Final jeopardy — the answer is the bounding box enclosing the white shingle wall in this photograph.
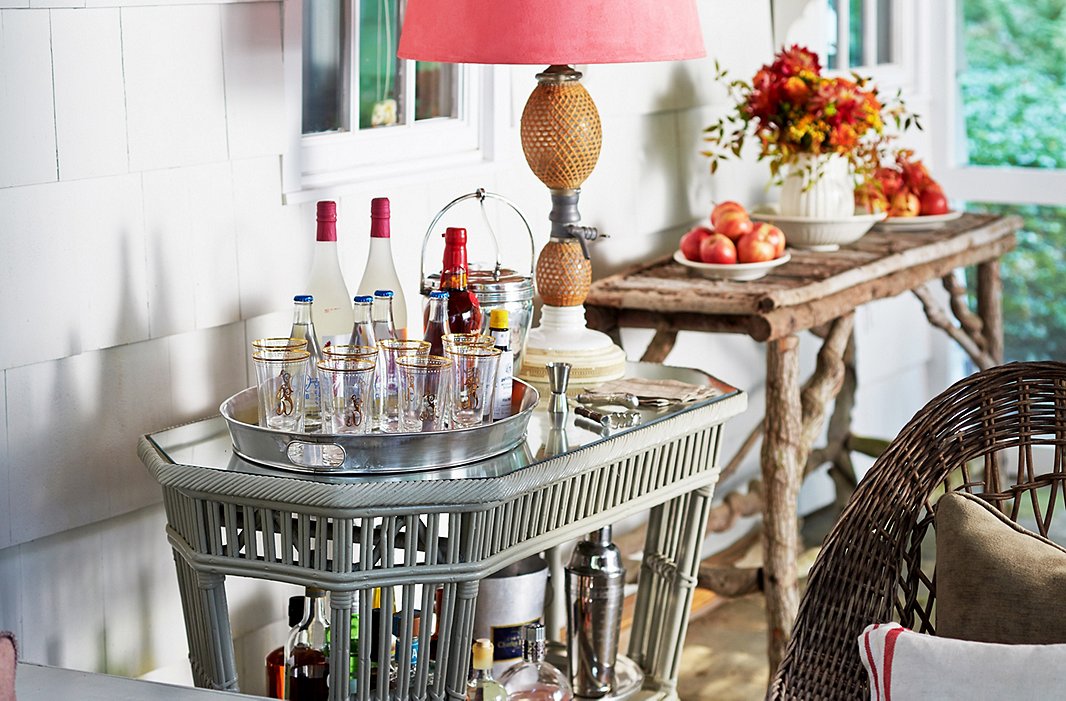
[0,0,945,692]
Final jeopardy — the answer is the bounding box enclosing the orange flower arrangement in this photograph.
[703,45,916,185]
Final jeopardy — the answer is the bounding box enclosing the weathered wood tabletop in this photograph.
[586,212,1018,344]
[585,212,1021,674]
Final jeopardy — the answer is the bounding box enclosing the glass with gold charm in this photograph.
[397,355,451,432]
[317,357,376,434]
[446,345,501,429]
[253,348,311,432]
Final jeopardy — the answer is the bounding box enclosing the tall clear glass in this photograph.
[398,355,451,432]
[447,346,501,429]
[378,339,430,432]
[318,358,376,434]
[252,348,310,432]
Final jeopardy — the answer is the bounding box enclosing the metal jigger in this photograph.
[546,361,572,416]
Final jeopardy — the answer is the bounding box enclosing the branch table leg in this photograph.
[977,260,1004,364]
[761,334,803,675]
[640,329,678,363]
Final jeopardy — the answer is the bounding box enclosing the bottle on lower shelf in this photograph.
[266,595,306,699]
[468,638,508,701]
[498,623,572,701]
[285,587,330,700]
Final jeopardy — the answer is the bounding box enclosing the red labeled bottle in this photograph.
[439,227,482,334]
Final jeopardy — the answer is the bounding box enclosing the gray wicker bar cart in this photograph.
[138,363,746,701]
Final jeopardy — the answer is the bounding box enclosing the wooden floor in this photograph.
[677,592,769,701]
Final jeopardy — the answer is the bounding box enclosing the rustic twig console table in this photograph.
[584,213,1021,671]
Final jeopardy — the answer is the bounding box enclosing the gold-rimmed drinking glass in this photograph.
[317,358,376,434]
[446,345,501,429]
[441,332,494,356]
[397,355,451,432]
[378,339,431,432]
[252,348,310,431]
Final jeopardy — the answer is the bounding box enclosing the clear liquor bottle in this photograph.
[498,623,572,701]
[349,296,377,348]
[285,587,330,701]
[289,295,323,432]
[372,290,398,342]
[306,201,354,346]
[356,198,408,339]
[468,639,507,701]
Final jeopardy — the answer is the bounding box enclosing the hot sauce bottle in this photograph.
[439,227,482,334]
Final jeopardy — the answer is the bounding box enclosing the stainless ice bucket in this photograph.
[420,189,536,368]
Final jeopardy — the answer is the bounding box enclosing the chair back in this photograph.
[769,361,1066,700]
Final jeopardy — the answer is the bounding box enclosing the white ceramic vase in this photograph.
[779,153,854,219]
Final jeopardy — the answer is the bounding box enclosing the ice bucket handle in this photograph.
[419,188,536,287]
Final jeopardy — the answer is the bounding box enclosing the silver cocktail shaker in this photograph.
[565,525,625,697]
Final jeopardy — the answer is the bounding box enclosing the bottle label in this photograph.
[491,350,514,420]
[490,616,539,663]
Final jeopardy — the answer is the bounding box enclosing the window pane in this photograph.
[415,62,457,121]
[965,203,1066,362]
[959,1,1066,169]
[826,0,893,69]
[303,0,348,134]
[359,0,402,129]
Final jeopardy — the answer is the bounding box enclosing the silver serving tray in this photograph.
[220,380,539,475]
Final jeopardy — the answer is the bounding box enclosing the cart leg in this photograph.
[329,591,353,701]
[638,483,715,693]
[445,580,480,701]
[761,334,802,676]
[543,546,567,642]
[174,556,237,691]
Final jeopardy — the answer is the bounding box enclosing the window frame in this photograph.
[923,0,1066,207]
[773,0,920,95]
[281,0,502,199]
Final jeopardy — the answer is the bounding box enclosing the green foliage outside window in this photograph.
[960,0,1066,361]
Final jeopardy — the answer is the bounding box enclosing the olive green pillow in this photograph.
[935,491,1066,644]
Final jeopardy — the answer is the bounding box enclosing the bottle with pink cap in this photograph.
[355,197,408,339]
[305,201,354,346]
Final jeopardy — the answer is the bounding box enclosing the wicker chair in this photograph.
[768,360,1066,700]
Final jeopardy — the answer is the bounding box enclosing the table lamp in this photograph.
[398,0,706,387]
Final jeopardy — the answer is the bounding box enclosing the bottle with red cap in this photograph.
[439,227,482,335]
[306,201,354,346]
[356,198,408,339]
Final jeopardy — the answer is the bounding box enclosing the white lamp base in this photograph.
[518,305,627,388]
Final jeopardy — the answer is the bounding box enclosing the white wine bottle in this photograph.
[306,201,354,346]
[356,198,408,339]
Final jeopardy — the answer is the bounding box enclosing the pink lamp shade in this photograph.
[397,0,706,66]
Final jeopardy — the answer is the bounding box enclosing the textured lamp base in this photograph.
[518,305,627,388]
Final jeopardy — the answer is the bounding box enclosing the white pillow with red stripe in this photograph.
[859,622,1066,700]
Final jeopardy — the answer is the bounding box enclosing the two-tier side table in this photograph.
[139,363,747,701]
[584,213,1021,671]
